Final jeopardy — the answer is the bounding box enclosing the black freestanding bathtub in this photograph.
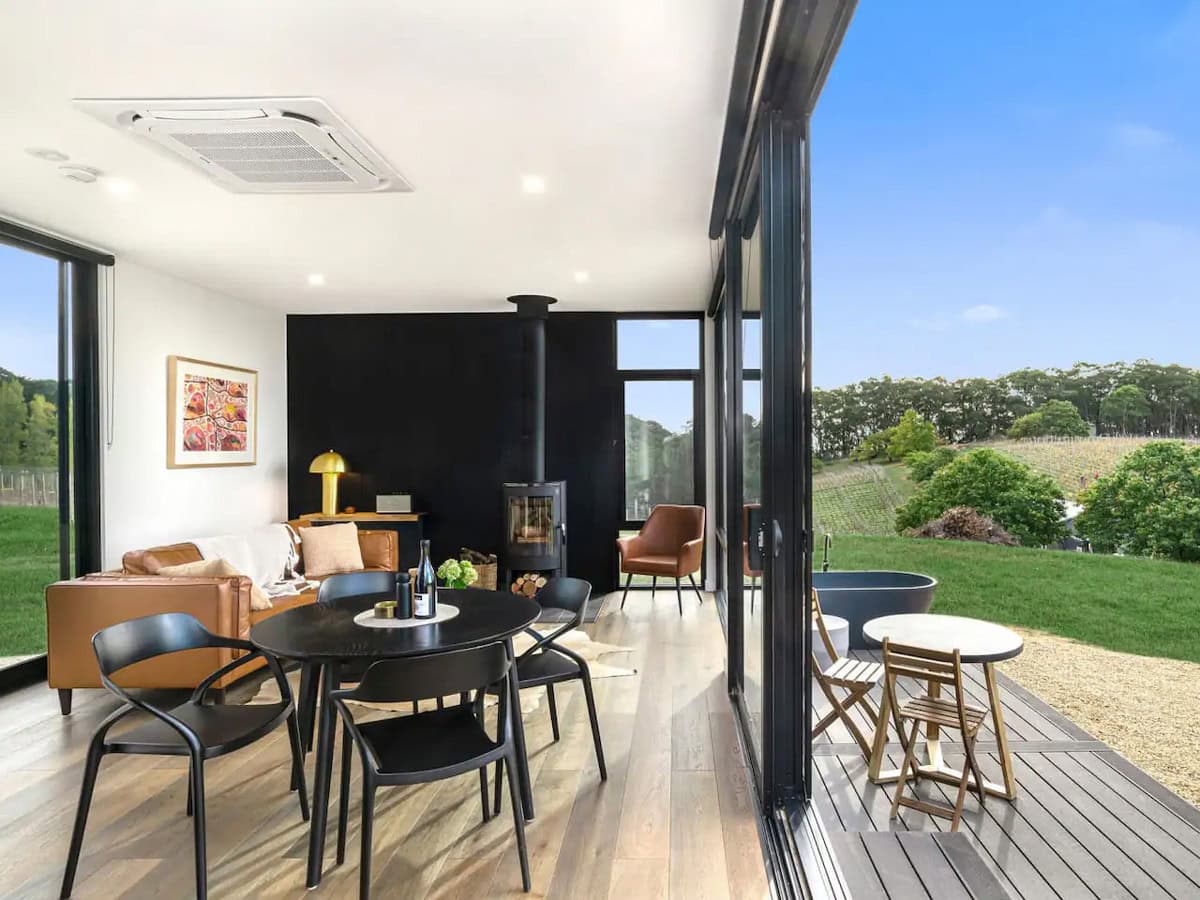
[812,570,938,650]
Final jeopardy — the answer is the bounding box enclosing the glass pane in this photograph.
[741,214,765,763]
[0,243,61,671]
[509,496,554,550]
[624,380,695,520]
[617,319,700,370]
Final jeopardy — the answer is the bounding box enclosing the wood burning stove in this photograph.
[500,295,567,584]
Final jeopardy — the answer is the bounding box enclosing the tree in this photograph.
[850,427,894,462]
[1038,399,1091,437]
[895,449,1066,546]
[1075,441,1200,561]
[1100,384,1151,434]
[0,378,26,466]
[905,446,957,483]
[1007,411,1045,440]
[1008,399,1090,439]
[886,409,937,460]
[22,394,57,467]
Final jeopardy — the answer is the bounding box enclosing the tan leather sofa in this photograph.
[46,523,398,714]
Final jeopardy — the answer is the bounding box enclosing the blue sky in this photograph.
[812,0,1200,388]
[0,243,58,379]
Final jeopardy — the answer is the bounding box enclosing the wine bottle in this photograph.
[413,539,437,619]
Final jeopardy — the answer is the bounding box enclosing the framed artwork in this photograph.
[166,355,258,468]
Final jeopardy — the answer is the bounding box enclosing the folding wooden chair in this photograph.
[882,638,988,831]
[811,588,883,759]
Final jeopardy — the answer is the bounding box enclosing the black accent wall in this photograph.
[286,312,622,593]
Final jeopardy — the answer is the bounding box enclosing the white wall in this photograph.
[100,260,287,566]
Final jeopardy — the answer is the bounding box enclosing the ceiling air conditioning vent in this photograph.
[73,97,412,194]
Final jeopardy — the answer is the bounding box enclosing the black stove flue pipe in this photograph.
[507,294,557,483]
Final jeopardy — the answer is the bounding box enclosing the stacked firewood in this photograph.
[510,573,548,597]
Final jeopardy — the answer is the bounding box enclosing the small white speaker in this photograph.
[376,493,412,514]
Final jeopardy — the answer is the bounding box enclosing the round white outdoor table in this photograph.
[861,613,1024,800]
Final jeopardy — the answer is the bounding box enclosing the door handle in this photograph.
[772,520,783,558]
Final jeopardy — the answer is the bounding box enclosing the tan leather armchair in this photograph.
[46,527,397,714]
[616,504,705,615]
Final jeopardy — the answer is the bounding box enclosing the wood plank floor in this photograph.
[813,650,1200,900]
[0,592,769,900]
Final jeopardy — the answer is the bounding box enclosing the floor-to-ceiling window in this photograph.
[618,315,706,585]
[0,224,103,686]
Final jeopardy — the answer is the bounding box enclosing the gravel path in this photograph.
[1005,628,1200,808]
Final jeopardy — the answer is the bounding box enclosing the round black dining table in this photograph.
[251,588,541,889]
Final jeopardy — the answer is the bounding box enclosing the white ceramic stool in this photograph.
[813,613,850,669]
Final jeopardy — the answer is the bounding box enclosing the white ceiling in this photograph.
[0,2,738,312]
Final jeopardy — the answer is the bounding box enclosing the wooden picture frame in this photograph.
[166,355,258,468]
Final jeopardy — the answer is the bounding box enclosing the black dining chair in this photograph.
[331,644,530,898]
[60,612,308,900]
[490,576,607,814]
[299,570,399,751]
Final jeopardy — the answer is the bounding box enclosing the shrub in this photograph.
[887,409,938,460]
[905,446,958,483]
[1075,441,1200,561]
[895,449,1066,546]
[907,506,1019,546]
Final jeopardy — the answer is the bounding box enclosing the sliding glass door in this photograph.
[721,111,813,805]
[0,243,65,673]
[0,228,103,685]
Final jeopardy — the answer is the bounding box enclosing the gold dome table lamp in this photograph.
[309,450,348,515]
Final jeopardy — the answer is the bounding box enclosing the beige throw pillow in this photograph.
[158,557,273,611]
[299,523,364,578]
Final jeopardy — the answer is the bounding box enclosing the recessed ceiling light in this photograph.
[27,147,69,162]
[573,271,590,283]
[104,178,133,195]
[307,273,326,287]
[520,174,547,194]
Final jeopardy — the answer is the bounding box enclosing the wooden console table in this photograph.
[298,512,427,570]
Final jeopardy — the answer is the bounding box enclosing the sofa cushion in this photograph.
[299,523,364,577]
[158,558,272,611]
[123,542,203,575]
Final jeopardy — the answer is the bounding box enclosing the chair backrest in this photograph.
[343,643,510,704]
[92,612,215,677]
[536,577,591,619]
[316,570,397,608]
[881,638,971,729]
[810,589,841,666]
[639,504,705,554]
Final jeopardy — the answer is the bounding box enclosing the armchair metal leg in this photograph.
[479,766,491,824]
[58,688,73,716]
[651,576,657,598]
[285,711,310,820]
[688,573,704,604]
[189,754,208,900]
[620,572,633,610]
[546,684,560,741]
[675,578,683,616]
[337,722,351,864]
[359,783,376,900]
[60,735,104,899]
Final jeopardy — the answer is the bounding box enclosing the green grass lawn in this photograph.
[0,506,58,658]
[831,534,1200,664]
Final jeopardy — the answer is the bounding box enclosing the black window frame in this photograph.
[616,312,707,534]
[0,219,107,693]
